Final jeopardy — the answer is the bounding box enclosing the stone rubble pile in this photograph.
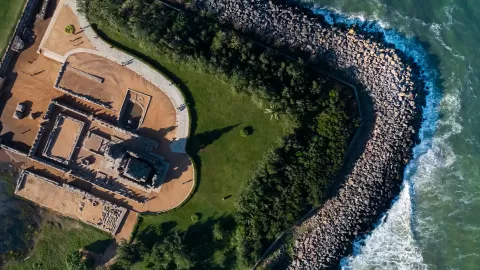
[64,183,127,234]
[192,0,423,268]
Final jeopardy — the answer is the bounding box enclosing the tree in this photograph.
[212,222,224,241]
[116,239,145,264]
[145,233,194,269]
[212,250,226,268]
[64,25,75,35]
[190,213,200,223]
[66,250,90,270]
[265,104,281,120]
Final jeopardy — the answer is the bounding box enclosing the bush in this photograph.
[213,222,224,241]
[190,213,200,223]
[240,126,253,137]
[65,250,90,270]
[64,25,75,35]
[145,232,194,269]
[213,250,227,268]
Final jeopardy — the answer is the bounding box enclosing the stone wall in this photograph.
[36,0,51,20]
[52,100,159,150]
[41,113,85,165]
[191,0,423,268]
[15,170,61,195]
[0,0,40,76]
[65,65,104,83]
[1,144,28,159]
[54,63,114,110]
[116,175,151,192]
[30,155,69,173]
[70,170,145,205]
[52,100,90,118]
[28,121,49,157]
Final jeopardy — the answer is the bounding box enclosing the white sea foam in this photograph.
[306,3,467,269]
[341,186,426,270]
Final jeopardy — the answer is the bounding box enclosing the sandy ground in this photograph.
[43,4,94,56]
[115,210,138,241]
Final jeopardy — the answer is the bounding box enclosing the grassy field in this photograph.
[5,216,112,270]
[94,26,289,231]
[0,0,26,56]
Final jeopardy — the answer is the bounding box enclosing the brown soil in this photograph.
[43,4,94,56]
[114,210,137,242]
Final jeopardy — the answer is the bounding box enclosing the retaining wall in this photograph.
[0,0,40,77]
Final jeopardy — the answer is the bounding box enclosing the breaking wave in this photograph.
[304,3,464,269]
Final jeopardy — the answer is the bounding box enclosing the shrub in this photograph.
[190,213,200,223]
[145,232,194,269]
[240,126,253,137]
[65,250,90,270]
[213,250,226,268]
[64,25,75,35]
[213,222,224,241]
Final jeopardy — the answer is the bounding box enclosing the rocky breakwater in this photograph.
[193,0,423,268]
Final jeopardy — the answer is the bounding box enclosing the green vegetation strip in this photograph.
[0,0,26,57]
[5,218,112,270]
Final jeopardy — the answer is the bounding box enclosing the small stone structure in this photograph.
[42,113,85,165]
[11,36,25,53]
[118,89,151,130]
[37,0,51,20]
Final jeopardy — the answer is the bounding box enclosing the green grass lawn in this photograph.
[94,26,289,231]
[5,216,112,270]
[0,0,26,56]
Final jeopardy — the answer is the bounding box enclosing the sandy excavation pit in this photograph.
[15,170,127,234]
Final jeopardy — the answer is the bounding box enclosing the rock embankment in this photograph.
[193,0,423,268]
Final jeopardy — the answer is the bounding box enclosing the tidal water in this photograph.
[299,0,480,269]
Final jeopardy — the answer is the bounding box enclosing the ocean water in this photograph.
[299,0,480,269]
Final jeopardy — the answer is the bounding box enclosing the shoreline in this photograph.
[191,0,425,268]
